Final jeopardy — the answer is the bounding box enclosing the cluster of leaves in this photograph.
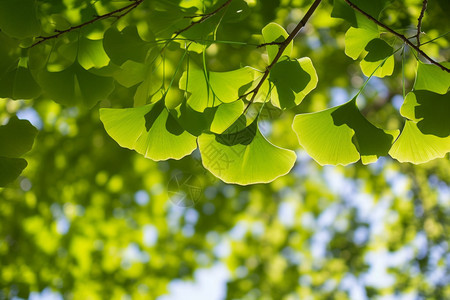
[0,0,449,187]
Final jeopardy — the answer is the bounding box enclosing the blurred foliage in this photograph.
[1,0,449,299]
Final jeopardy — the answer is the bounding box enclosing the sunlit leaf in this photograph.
[414,61,450,94]
[262,23,293,64]
[344,23,379,60]
[210,101,245,134]
[360,38,394,77]
[100,101,197,161]
[179,66,254,112]
[389,121,450,163]
[198,120,296,185]
[267,57,318,109]
[293,99,398,165]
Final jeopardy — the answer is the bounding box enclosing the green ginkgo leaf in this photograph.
[210,101,245,134]
[344,24,379,60]
[0,58,41,100]
[360,38,394,77]
[332,0,388,27]
[198,120,296,185]
[100,101,197,161]
[37,62,115,108]
[389,121,450,164]
[0,0,40,39]
[0,117,38,187]
[400,91,450,137]
[78,37,110,70]
[262,23,293,64]
[293,98,398,165]
[179,66,254,112]
[414,61,450,94]
[265,57,318,109]
[103,26,152,65]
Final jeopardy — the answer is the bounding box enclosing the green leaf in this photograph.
[389,121,450,164]
[100,101,197,161]
[198,120,296,185]
[0,0,40,39]
[210,101,245,134]
[0,32,21,78]
[344,23,379,60]
[262,23,293,64]
[0,117,38,187]
[400,91,450,137]
[179,66,254,112]
[332,0,388,27]
[78,37,110,70]
[360,38,394,77]
[292,99,398,165]
[267,57,318,109]
[103,26,152,65]
[37,62,115,108]
[414,61,450,94]
[0,58,41,100]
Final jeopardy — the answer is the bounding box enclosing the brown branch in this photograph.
[344,0,449,73]
[241,0,322,110]
[31,0,144,47]
[416,0,428,47]
[173,0,233,39]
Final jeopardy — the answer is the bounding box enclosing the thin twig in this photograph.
[30,0,143,47]
[241,0,322,110]
[344,0,449,73]
[173,0,233,39]
[416,0,428,47]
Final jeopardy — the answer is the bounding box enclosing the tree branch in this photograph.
[173,0,233,39]
[416,0,428,47]
[241,0,322,110]
[31,0,144,48]
[344,0,449,73]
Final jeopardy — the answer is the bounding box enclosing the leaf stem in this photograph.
[343,0,449,73]
[30,0,143,48]
[416,0,428,47]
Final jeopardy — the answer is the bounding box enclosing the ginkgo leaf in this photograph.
[0,32,21,79]
[113,60,146,88]
[344,21,379,60]
[400,91,450,137]
[360,38,394,77]
[0,117,38,187]
[389,121,450,164]
[262,23,293,64]
[78,37,110,70]
[103,26,152,65]
[332,0,388,27]
[210,101,245,134]
[37,62,115,108]
[179,66,254,112]
[414,61,450,94]
[198,120,296,185]
[0,0,40,39]
[266,57,318,109]
[0,58,41,100]
[100,101,197,161]
[293,98,398,165]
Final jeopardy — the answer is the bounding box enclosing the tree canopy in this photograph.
[0,0,449,299]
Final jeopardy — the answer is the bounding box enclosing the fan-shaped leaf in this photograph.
[0,0,40,39]
[179,66,254,112]
[262,23,293,64]
[293,99,398,165]
[100,101,197,161]
[0,58,41,99]
[414,61,450,94]
[0,117,38,187]
[360,38,394,77]
[37,62,114,108]
[198,120,296,185]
